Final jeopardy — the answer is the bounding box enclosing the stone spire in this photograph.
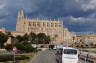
[17,10,24,20]
[16,10,25,32]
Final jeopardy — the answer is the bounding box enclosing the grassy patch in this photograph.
[19,60,29,63]
[0,52,35,63]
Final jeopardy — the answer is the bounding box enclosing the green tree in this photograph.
[16,34,29,43]
[4,44,13,51]
[14,42,25,51]
[16,35,23,42]
[0,32,8,48]
[6,32,11,36]
[29,32,37,44]
[37,33,46,44]
[37,33,51,44]
[45,36,51,44]
[22,33,29,42]
[14,42,35,52]
[24,43,34,52]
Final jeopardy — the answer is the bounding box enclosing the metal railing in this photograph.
[80,51,96,63]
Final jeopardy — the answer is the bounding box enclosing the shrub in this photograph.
[14,42,36,53]
[24,44,34,52]
[14,43,25,51]
[49,45,54,49]
[4,44,13,51]
[40,45,44,48]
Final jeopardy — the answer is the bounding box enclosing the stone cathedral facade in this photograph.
[13,11,74,45]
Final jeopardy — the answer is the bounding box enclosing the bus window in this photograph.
[64,49,77,54]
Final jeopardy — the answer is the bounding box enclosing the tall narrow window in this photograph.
[55,23,58,27]
[47,22,50,27]
[37,22,40,27]
[51,23,54,27]
[24,22,25,24]
[33,22,36,26]
[43,22,46,27]
[29,22,31,26]
[59,24,61,27]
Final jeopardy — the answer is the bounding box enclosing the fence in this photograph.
[80,51,96,63]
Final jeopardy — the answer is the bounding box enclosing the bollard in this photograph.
[85,57,87,62]
[85,53,89,63]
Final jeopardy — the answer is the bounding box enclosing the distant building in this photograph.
[0,28,6,33]
[11,31,25,37]
[0,28,13,45]
[12,10,75,45]
[4,37,12,45]
[76,34,96,44]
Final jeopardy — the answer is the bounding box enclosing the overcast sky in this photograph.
[0,0,96,32]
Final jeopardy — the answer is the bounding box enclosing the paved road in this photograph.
[29,50,90,63]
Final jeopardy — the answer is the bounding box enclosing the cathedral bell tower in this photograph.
[16,10,25,32]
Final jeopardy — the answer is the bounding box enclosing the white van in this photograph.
[56,47,78,63]
[62,47,78,63]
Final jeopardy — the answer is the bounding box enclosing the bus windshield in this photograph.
[64,49,77,54]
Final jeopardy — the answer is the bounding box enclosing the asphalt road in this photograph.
[29,50,90,63]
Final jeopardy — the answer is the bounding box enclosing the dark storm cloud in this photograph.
[63,16,96,32]
[0,0,96,32]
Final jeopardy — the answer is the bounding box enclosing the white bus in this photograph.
[62,47,79,63]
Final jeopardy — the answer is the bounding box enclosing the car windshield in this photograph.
[64,49,77,54]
